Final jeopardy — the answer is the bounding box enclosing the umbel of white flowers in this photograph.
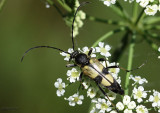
[101,0,160,16]
[54,42,160,113]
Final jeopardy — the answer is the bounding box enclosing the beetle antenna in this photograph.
[21,46,70,62]
[71,1,90,50]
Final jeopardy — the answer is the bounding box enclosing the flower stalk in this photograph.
[92,27,126,47]
[125,32,136,95]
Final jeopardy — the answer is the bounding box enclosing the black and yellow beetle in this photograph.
[21,2,126,112]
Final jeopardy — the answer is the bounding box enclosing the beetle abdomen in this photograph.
[82,58,124,95]
[106,79,124,95]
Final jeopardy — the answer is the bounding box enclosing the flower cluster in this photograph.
[114,75,160,113]
[116,95,136,112]
[64,1,86,37]
[101,0,116,6]
[54,78,65,97]
[101,0,160,15]
[54,42,160,113]
[148,90,160,112]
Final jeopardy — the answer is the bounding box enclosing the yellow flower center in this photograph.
[101,103,108,110]
[71,71,79,78]
[135,77,140,81]
[148,7,154,13]
[136,90,142,98]
[154,95,159,103]
[139,108,145,113]
[100,48,107,54]
[74,97,79,102]
[58,84,63,91]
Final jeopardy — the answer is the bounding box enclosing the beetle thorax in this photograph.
[75,53,89,65]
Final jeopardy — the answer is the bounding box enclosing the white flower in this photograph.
[139,0,149,7]
[67,68,80,83]
[145,4,158,16]
[136,105,148,113]
[116,96,136,111]
[60,48,73,61]
[108,62,120,76]
[124,0,134,3]
[82,78,90,89]
[128,101,136,109]
[45,2,50,8]
[124,109,132,113]
[133,86,147,103]
[87,87,97,98]
[103,0,116,6]
[148,90,160,107]
[136,0,141,3]
[65,93,84,106]
[116,102,124,111]
[123,95,131,105]
[110,110,117,113]
[96,98,112,112]
[96,42,111,57]
[116,76,122,84]
[79,47,96,57]
[106,91,117,101]
[54,78,65,97]
[158,47,160,59]
[78,10,86,20]
[129,75,148,85]
[158,47,160,52]
[90,107,99,113]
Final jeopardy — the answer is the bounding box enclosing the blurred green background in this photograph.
[0,0,160,113]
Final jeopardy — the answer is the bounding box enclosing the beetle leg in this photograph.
[107,65,131,72]
[79,72,83,82]
[98,58,105,61]
[96,82,119,113]
[66,64,77,67]
[107,65,143,72]
[107,65,119,68]
[107,60,146,72]
[78,72,84,91]
[88,48,93,56]
[118,61,146,72]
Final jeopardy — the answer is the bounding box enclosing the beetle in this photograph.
[21,2,145,112]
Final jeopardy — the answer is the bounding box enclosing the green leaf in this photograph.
[143,16,160,24]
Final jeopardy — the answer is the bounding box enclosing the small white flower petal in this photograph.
[116,102,124,111]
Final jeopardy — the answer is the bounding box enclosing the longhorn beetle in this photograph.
[21,2,145,113]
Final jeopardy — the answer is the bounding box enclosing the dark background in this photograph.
[0,0,160,113]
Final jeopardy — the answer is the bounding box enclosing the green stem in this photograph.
[0,0,6,12]
[145,31,160,41]
[92,27,126,47]
[143,34,159,51]
[111,5,124,18]
[56,0,72,13]
[143,16,160,25]
[115,1,130,21]
[125,32,136,95]
[145,25,160,30]
[135,8,145,25]
[132,1,138,23]
[47,0,64,17]
[86,15,125,26]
